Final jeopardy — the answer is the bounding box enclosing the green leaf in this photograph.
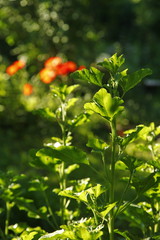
[66,84,79,95]
[144,157,160,170]
[16,197,41,219]
[121,125,144,147]
[98,53,125,74]
[71,67,104,87]
[86,184,106,198]
[36,146,89,165]
[29,177,48,192]
[60,184,105,204]
[68,113,90,127]
[120,156,144,172]
[65,164,79,175]
[137,122,155,141]
[132,173,157,195]
[120,68,152,94]
[21,231,38,240]
[9,222,28,235]
[84,88,124,120]
[34,108,55,120]
[66,98,78,110]
[59,187,88,202]
[100,202,117,218]
[152,235,160,239]
[53,146,89,165]
[20,227,46,240]
[87,137,109,152]
[50,84,79,101]
[39,229,75,240]
[114,229,132,240]
[36,148,61,166]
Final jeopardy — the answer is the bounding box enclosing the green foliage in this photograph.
[98,53,125,74]
[35,146,89,166]
[0,54,159,240]
[71,67,104,87]
[119,68,152,95]
[39,218,103,240]
[84,88,124,120]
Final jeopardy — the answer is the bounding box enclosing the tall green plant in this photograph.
[53,54,159,240]
[1,54,160,240]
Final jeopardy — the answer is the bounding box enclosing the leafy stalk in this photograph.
[42,190,58,228]
[108,119,117,240]
[5,201,11,237]
[59,101,67,224]
[115,170,134,217]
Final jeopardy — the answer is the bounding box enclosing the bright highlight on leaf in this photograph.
[98,53,125,74]
[84,88,124,120]
[36,146,89,166]
[71,67,104,87]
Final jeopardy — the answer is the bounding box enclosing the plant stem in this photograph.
[60,161,67,223]
[43,190,58,228]
[115,170,134,217]
[59,101,67,224]
[89,194,102,240]
[5,201,10,237]
[108,118,117,240]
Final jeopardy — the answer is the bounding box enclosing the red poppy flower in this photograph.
[39,68,57,84]
[6,64,19,75]
[44,56,62,69]
[14,60,25,70]
[57,61,77,75]
[6,60,25,75]
[23,83,33,96]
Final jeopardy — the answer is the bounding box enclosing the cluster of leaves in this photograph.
[0,54,160,240]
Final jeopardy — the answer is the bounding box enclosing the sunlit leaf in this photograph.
[35,146,89,166]
[34,108,55,120]
[152,235,160,239]
[65,164,79,175]
[66,98,78,110]
[39,229,75,240]
[68,113,90,127]
[87,137,109,152]
[84,88,124,120]
[9,222,28,235]
[114,229,132,240]
[50,84,79,101]
[120,156,144,172]
[100,202,117,218]
[132,173,157,195]
[121,125,144,147]
[16,197,41,219]
[36,148,61,165]
[29,177,48,192]
[60,184,105,204]
[71,67,104,87]
[21,231,38,240]
[53,146,89,165]
[20,227,45,240]
[119,68,152,94]
[66,84,79,95]
[98,53,125,74]
[86,184,106,198]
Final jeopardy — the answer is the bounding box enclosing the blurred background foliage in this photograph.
[0,0,160,171]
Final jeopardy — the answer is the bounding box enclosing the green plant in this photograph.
[0,54,160,240]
